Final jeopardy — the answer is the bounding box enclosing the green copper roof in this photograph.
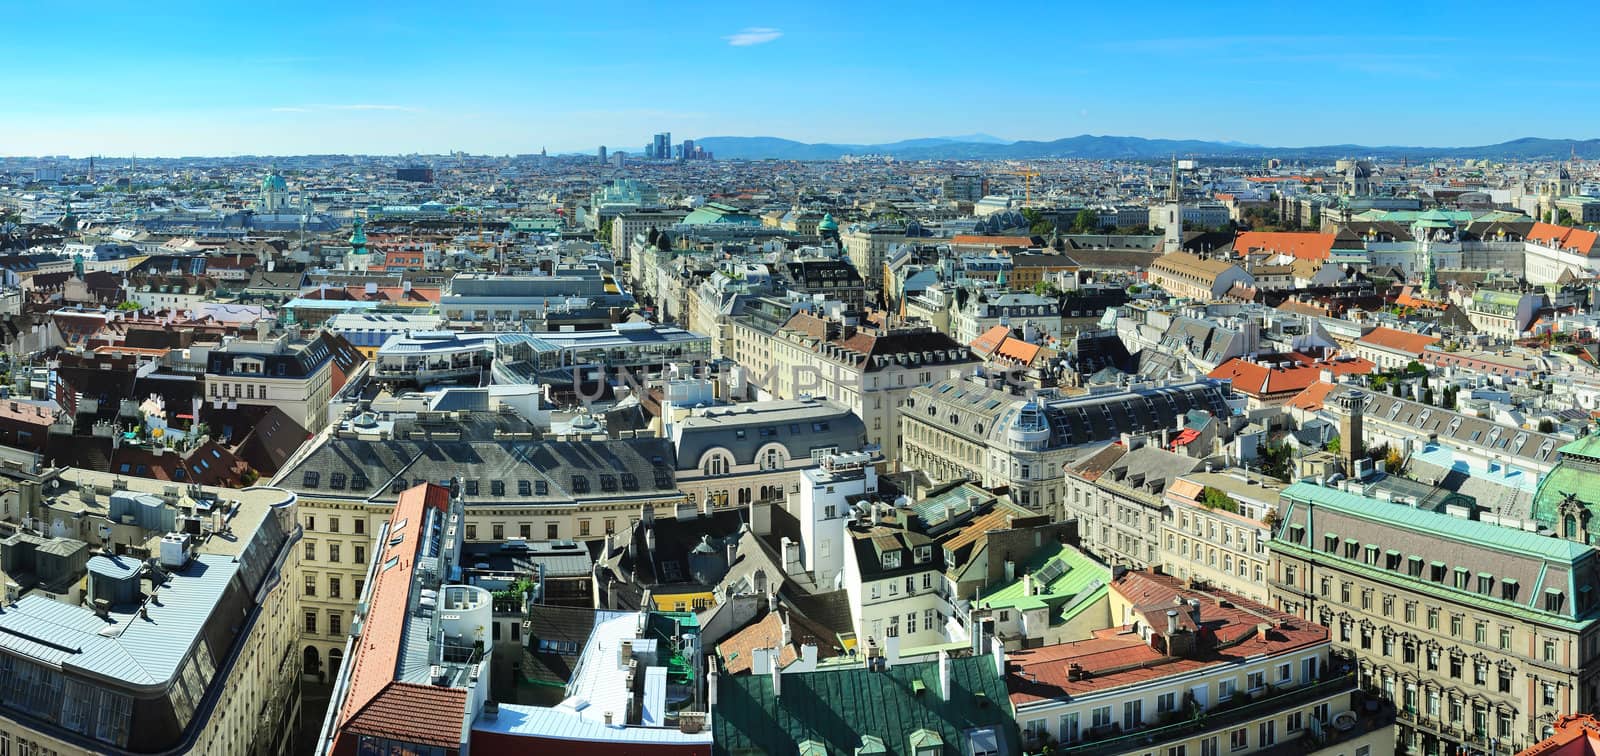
[1533,435,1600,531]
[1282,482,1589,562]
[976,541,1108,621]
[348,218,369,252]
[818,212,838,232]
[713,654,1018,756]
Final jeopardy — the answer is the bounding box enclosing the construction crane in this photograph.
[1008,166,1040,207]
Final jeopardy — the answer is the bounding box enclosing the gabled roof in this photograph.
[1233,231,1336,261]
[1528,222,1600,256]
[334,483,463,752]
[1356,326,1440,355]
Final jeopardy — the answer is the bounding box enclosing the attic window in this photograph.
[517,480,531,496]
[465,480,479,496]
[535,480,549,496]
[882,552,902,570]
[1546,590,1565,612]
[572,475,590,494]
[491,480,505,496]
[302,471,319,489]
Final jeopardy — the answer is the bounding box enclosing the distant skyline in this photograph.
[8,0,1600,157]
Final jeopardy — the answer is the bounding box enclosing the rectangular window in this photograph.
[1230,728,1248,752]
[303,573,315,597]
[493,523,504,540]
[329,576,341,599]
[354,545,365,564]
[1091,706,1112,728]
[1258,721,1275,747]
[328,612,342,636]
[304,611,317,634]
[329,543,340,563]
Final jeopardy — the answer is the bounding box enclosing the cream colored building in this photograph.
[1160,470,1283,605]
[205,329,363,434]
[1007,569,1393,756]
[274,409,686,675]
[727,310,975,465]
[1148,250,1254,301]
[1270,481,1600,755]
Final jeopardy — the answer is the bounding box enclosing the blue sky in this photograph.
[5,0,1599,156]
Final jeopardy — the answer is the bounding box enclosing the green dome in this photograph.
[262,171,287,192]
[817,212,838,232]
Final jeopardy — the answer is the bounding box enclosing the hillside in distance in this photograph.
[692,134,1600,161]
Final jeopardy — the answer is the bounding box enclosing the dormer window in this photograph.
[915,546,932,564]
[882,551,902,570]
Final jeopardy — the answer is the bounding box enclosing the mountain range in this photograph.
[691,134,1600,161]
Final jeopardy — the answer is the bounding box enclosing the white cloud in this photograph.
[725,27,781,46]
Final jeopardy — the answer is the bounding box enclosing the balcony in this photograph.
[1051,674,1383,756]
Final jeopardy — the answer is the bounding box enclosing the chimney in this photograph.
[781,613,793,646]
[708,659,719,709]
[771,653,782,697]
[767,588,778,612]
[938,650,952,702]
[1167,609,1179,635]
[1023,572,1034,596]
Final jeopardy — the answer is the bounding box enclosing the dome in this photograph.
[817,213,839,232]
[261,172,287,192]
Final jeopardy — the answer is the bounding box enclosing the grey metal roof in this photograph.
[672,398,867,469]
[0,554,239,686]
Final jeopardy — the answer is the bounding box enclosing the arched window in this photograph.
[303,646,322,677]
[329,647,344,675]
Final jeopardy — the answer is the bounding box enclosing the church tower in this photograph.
[345,217,371,272]
[261,168,288,213]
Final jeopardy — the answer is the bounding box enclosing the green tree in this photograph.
[1324,436,1341,454]
[1069,208,1099,233]
[1404,361,1429,377]
[1031,280,1058,297]
[1258,441,1294,482]
[1422,387,1435,405]
[1558,208,1576,227]
[1021,207,1054,237]
[1539,418,1556,433]
[1199,486,1240,513]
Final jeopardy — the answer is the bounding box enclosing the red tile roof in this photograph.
[333,483,460,755]
[1008,570,1326,706]
[1528,222,1600,256]
[1356,326,1440,356]
[1519,714,1600,756]
[970,325,1010,356]
[951,235,1036,248]
[1233,231,1336,261]
[1287,381,1338,411]
[1208,355,1373,398]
